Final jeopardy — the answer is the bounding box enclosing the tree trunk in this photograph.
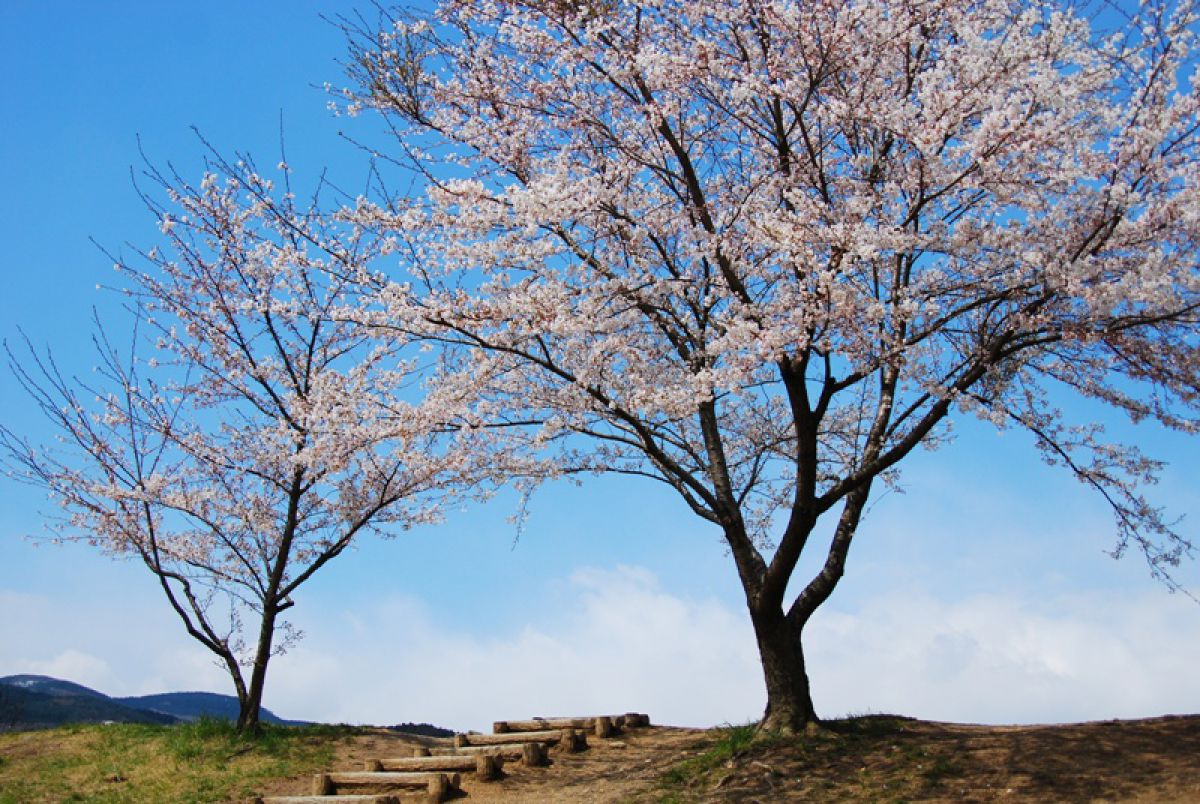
[750,607,817,733]
[237,606,279,733]
[237,680,265,734]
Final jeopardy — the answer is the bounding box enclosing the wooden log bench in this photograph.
[256,797,401,804]
[455,728,587,753]
[313,770,459,802]
[424,742,550,766]
[365,753,503,780]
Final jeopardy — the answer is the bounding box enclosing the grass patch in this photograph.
[657,721,775,798]
[921,752,958,785]
[0,720,357,803]
[824,713,916,737]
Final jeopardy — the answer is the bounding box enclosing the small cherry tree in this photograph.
[342,0,1200,732]
[2,157,491,732]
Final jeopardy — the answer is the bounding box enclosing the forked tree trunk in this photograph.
[750,606,817,733]
[748,483,874,733]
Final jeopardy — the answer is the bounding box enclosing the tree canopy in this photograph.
[341,0,1200,730]
[2,156,496,730]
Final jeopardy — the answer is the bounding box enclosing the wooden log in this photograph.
[312,773,334,795]
[427,743,548,765]
[492,717,588,733]
[624,712,651,727]
[326,771,460,800]
[558,728,588,753]
[475,752,502,781]
[364,759,384,772]
[522,741,549,767]
[594,716,614,738]
[412,746,432,757]
[429,745,505,757]
[426,773,450,804]
[375,755,477,772]
[367,754,505,777]
[457,728,579,747]
[498,714,644,734]
[257,797,400,804]
[327,771,460,788]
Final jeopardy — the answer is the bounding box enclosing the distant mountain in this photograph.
[0,676,177,730]
[1,674,451,734]
[0,675,303,731]
[117,691,304,726]
[0,674,112,700]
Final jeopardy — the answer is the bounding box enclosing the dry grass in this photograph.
[0,719,354,803]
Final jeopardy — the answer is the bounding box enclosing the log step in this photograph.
[315,771,459,801]
[493,713,650,735]
[258,797,401,804]
[455,728,587,752]
[494,717,588,733]
[426,742,549,766]
[367,753,503,780]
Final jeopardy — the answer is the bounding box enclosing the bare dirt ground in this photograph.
[252,714,1200,803]
[680,715,1200,803]
[449,726,707,803]
[249,725,707,802]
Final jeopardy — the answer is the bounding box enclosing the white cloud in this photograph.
[136,647,232,697]
[3,649,114,691]
[266,565,764,730]
[0,588,202,697]
[807,590,1200,724]
[3,571,1198,731]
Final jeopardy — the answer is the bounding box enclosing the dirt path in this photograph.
[250,725,707,802]
[459,726,706,803]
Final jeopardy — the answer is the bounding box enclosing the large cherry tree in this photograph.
[342,0,1200,731]
[2,157,494,731]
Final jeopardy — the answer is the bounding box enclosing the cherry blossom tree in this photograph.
[340,0,1200,732]
[1,156,493,732]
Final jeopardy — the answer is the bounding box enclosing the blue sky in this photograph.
[1,1,1197,732]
